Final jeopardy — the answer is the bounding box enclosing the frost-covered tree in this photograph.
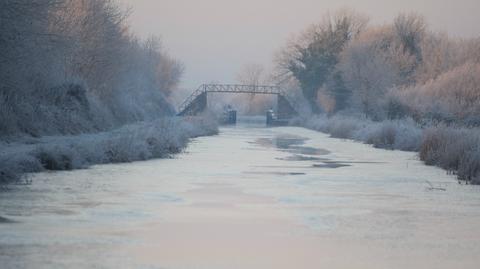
[232,63,275,115]
[0,0,183,137]
[394,13,426,66]
[275,9,480,126]
[276,9,368,112]
[392,62,480,125]
[236,63,265,87]
[338,26,416,119]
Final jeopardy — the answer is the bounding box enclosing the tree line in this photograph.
[276,10,480,126]
[0,0,183,137]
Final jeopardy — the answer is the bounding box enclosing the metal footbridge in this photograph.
[177,84,298,120]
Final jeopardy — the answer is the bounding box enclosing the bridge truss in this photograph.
[177,84,298,119]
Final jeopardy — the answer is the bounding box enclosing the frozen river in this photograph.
[1,119,480,268]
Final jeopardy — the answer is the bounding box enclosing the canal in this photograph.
[1,118,480,268]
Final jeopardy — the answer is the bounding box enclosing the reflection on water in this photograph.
[244,171,307,176]
[277,154,327,161]
[254,135,331,156]
[312,162,351,169]
[1,119,480,269]
[0,216,15,223]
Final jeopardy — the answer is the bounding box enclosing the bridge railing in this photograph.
[203,84,281,95]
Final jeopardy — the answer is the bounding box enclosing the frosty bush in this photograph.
[0,117,218,184]
[420,127,480,176]
[458,146,480,184]
[302,115,422,151]
[300,115,480,183]
[304,115,362,139]
[391,63,480,125]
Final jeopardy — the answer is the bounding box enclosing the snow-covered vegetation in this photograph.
[0,0,183,137]
[296,115,480,183]
[0,116,218,184]
[277,10,480,183]
[296,115,422,151]
[0,0,219,184]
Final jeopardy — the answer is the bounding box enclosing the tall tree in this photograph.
[276,10,367,112]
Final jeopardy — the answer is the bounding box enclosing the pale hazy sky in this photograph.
[122,0,480,88]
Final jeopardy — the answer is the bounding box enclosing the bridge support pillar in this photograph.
[179,91,207,116]
[277,95,297,120]
[196,92,207,114]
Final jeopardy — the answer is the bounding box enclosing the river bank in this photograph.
[0,116,218,185]
[293,115,480,184]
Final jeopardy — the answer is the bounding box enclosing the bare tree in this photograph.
[236,63,265,87]
[275,9,368,112]
[233,63,275,115]
[393,13,426,81]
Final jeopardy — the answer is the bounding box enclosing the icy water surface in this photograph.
[1,119,480,268]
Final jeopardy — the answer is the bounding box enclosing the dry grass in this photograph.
[420,127,480,183]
